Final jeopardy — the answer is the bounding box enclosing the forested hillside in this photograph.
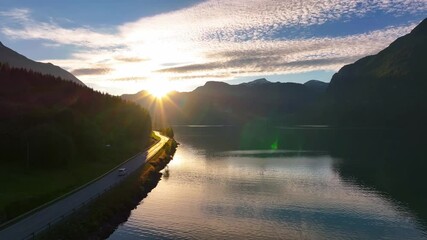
[0,62,152,168]
[324,18,427,126]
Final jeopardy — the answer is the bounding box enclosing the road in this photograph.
[0,131,169,240]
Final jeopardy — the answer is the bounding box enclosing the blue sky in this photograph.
[0,0,425,95]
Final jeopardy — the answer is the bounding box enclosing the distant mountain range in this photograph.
[2,18,425,128]
[304,80,329,93]
[123,78,328,126]
[124,18,427,127]
[0,42,84,86]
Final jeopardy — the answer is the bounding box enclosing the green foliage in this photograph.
[26,124,75,168]
[38,139,178,240]
[160,127,174,138]
[0,62,152,168]
[0,62,152,222]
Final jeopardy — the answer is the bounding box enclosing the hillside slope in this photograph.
[325,18,427,126]
[0,42,84,86]
[0,62,152,222]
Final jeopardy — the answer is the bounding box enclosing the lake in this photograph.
[108,125,427,239]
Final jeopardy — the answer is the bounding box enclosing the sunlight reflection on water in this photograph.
[108,128,427,240]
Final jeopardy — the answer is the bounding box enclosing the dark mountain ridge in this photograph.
[239,78,271,86]
[0,42,84,86]
[0,62,152,223]
[0,62,151,168]
[324,18,427,126]
[123,79,327,127]
[304,80,328,93]
[125,18,426,127]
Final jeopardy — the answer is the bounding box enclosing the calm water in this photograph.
[109,126,427,239]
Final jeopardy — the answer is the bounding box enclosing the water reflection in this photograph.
[109,126,427,239]
[329,128,427,229]
[162,166,170,180]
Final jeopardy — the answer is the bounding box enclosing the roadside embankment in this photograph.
[39,138,178,240]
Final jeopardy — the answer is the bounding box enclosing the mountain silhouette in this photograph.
[239,78,271,86]
[0,42,84,86]
[324,18,427,126]
[126,18,427,127]
[123,79,327,127]
[304,80,328,93]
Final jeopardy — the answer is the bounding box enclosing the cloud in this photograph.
[71,68,111,76]
[2,23,121,48]
[0,0,425,94]
[0,8,31,22]
[157,24,416,76]
[157,62,223,73]
[281,56,365,69]
[0,9,121,48]
[170,73,232,80]
[114,57,148,63]
[109,76,148,81]
[118,0,425,43]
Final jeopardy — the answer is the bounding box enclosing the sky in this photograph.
[0,0,425,95]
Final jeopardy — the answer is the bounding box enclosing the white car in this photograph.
[118,168,127,176]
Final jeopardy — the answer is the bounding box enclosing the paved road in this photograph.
[0,131,169,240]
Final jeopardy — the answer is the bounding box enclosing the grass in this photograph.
[38,138,178,240]
[0,138,155,225]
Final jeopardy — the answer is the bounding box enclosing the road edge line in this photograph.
[0,131,162,231]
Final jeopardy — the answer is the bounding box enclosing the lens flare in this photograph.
[146,80,171,98]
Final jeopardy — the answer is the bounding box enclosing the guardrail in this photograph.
[1,133,167,240]
[22,181,121,240]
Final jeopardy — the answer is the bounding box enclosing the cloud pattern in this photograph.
[0,0,425,94]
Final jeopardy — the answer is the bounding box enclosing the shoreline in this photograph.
[39,138,178,240]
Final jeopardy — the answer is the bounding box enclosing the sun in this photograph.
[149,87,169,98]
[146,80,172,98]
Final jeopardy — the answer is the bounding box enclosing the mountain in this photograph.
[304,80,328,93]
[123,79,326,127]
[239,78,271,86]
[126,18,427,128]
[0,62,152,222]
[0,62,151,168]
[324,18,427,126]
[0,42,84,86]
